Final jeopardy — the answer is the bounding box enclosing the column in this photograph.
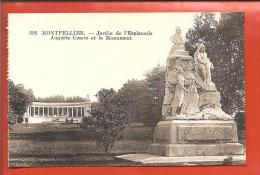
[62,107,64,116]
[33,106,35,116]
[80,107,83,117]
[72,107,74,117]
[67,107,69,117]
[76,107,78,117]
[57,107,59,116]
[27,107,29,116]
[47,107,49,116]
[38,107,40,116]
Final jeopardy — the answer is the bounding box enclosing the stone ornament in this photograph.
[162,27,232,120]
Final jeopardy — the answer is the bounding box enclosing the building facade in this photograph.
[23,101,91,123]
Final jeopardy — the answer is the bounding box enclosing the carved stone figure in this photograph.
[162,26,194,118]
[170,66,188,116]
[169,26,185,55]
[194,42,214,84]
[161,69,177,118]
[170,26,184,46]
[182,72,199,114]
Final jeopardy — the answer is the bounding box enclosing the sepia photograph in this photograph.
[7,12,245,167]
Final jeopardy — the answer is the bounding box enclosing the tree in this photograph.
[66,96,86,102]
[37,95,86,103]
[185,12,218,57]
[81,88,129,154]
[8,80,35,123]
[117,79,149,123]
[214,12,245,114]
[185,12,244,115]
[142,64,166,126]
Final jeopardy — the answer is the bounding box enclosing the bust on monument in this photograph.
[170,26,184,46]
[169,27,185,54]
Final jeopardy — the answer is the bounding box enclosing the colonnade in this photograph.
[26,102,90,117]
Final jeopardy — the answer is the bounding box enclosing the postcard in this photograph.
[7,12,245,167]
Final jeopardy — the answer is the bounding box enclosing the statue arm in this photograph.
[197,54,206,65]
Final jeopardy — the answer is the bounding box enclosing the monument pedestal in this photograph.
[149,120,244,157]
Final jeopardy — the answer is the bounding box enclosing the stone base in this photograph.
[116,154,246,166]
[149,143,244,157]
[149,120,244,157]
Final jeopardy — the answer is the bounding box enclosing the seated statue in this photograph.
[194,42,214,84]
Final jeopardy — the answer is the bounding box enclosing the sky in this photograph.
[8,12,219,101]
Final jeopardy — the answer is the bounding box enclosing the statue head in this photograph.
[198,39,203,44]
[199,44,206,53]
[175,26,181,35]
[174,65,184,73]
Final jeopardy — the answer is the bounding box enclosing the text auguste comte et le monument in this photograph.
[29,30,153,41]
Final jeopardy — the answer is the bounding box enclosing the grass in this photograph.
[9,123,153,167]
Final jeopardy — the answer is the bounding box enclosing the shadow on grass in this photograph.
[9,131,89,141]
[9,152,142,167]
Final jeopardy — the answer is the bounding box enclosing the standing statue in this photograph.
[170,66,188,116]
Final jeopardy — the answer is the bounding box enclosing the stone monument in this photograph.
[149,27,244,157]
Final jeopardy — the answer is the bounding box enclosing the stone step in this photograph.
[115,153,246,166]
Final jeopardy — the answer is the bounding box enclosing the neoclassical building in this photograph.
[23,101,91,123]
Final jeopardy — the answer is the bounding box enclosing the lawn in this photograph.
[9,123,153,167]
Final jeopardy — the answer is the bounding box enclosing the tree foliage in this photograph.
[112,65,166,127]
[117,79,149,123]
[185,12,244,114]
[8,80,35,123]
[142,64,166,126]
[37,95,89,103]
[81,88,129,154]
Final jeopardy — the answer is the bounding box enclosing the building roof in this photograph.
[31,101,91,107]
